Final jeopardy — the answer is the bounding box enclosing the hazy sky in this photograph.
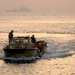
[0,0,75,12]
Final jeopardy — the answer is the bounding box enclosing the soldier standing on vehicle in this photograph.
[31,35,36,44]
[8,30,14,43]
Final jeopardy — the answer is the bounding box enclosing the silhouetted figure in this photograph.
[8,30,14,43]
[31,35,36,44]
[36,42,42,52]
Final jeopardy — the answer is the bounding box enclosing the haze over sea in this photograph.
[0,12,75,75]
[0,12,75,34]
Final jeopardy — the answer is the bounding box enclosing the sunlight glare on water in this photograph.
[0,13,75,75]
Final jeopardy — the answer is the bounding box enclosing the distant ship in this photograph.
[6,6,31,12]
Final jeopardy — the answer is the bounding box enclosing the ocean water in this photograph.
[0,13,75,75]
[0,13,75,34]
